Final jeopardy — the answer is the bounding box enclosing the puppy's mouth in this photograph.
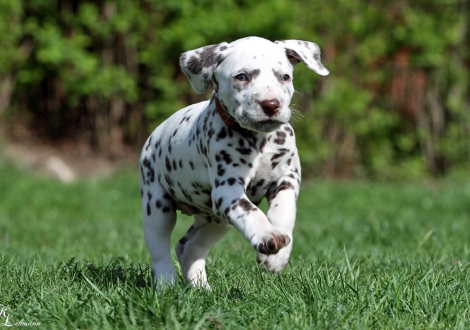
[241,119,286,133]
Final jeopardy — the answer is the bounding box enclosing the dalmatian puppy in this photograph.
[140,36,328,289]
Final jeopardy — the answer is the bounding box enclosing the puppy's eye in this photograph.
[235,73,249,81]
[281,74,291,82]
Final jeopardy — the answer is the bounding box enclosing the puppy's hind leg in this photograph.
[175,215,231,289]
[141,180,177,289]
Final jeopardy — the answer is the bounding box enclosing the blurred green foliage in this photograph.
[0,0,469,179]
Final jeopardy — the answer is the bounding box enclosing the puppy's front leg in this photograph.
[257,172,300,273]
[212,184,290,255]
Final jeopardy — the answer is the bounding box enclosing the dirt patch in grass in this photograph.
[2,135,138,182]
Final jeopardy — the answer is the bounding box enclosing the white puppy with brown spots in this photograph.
[140,36,328,289]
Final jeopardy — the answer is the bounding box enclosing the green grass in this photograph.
[1,160,469,329]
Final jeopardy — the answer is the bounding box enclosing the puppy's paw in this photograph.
[257,241,292,273]
[253,231,290,255]
[151,262,176,290]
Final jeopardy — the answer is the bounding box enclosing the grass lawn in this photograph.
[0,159,469,329]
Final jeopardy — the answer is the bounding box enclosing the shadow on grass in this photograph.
[59,257,151,289]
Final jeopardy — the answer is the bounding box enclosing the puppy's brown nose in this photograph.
[260,99,280,117]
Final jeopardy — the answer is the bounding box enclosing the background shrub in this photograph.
[0,0,468,179]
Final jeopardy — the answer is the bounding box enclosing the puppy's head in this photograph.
[180,37,328,133]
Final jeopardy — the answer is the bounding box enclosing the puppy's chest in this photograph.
[244,149,294,200]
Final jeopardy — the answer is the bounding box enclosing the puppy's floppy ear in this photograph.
[180,42,229,94]
[275,40,329,76]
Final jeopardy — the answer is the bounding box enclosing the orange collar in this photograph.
[214,97,256,136]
